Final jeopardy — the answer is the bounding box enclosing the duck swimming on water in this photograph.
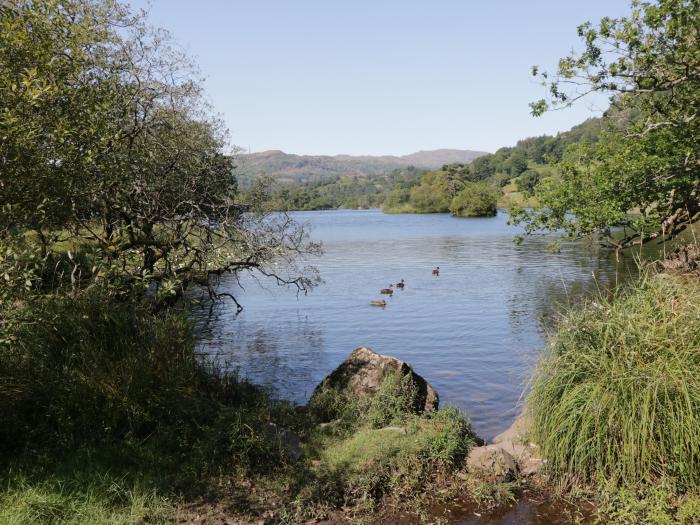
[396,279,405,289]
[370,300,387,307]
[432,267,440,276]
[380,285,394,296]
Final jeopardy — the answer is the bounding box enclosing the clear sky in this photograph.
[129,1,632,156]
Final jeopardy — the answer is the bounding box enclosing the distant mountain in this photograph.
[399,149,488,167]
[234,148,489,184]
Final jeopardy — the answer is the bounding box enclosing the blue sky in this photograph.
[130,1,632,155]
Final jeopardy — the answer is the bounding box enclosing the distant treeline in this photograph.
[245,117,605,215]
[250,167,424,211]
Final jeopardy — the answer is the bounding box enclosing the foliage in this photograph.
[450,183,498,217]
[252,167,424,211]
[506,150,529,177]
[529,273,700,488]
[384,164,479,214]
[516,169,541,196]
[0,0,319,309]
[314,408,472,508]
[592,479,700,524]
[238,117,607,214]
[517,0,700,249]
[408,178,452,213]
[0,292,300,476]
[305,373,474,512]
[378,117,605,215]
[0,285,483,522]
[309,372,431,430]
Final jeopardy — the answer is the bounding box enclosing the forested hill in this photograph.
[235,148,489,183]
[382,116,607,214]
[247,117,606,212]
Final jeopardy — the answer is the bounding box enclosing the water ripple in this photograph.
[195,209,639,440]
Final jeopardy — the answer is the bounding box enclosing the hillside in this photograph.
[234,148,489,183]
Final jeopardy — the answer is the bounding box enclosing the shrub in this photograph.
[409,183,450,213]
[516,169,540,196]
[363,373,422,428]
[308,372,426,429]
[529,274,700,488]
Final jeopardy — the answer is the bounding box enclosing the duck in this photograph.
[380,285,394,296]
[370,300,387,307]
[396,279,405,289]
[432,267,440,276]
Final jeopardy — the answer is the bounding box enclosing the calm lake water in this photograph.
[195,209,639,441]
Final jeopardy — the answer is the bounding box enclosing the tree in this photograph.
[507,150,529,177]
[409,183,450,213]
[515,0,700,249]
[450,183,498,217]
[469,156,496,180]
[517,170,540,196]
[0,0,319,307]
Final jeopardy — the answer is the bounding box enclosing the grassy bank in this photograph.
[529,272,700,524]
[0,291,499,523]
[0,291,303,523]
[6,267,700,524]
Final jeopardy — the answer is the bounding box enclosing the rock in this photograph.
[489,410,545,477]
[467,444,518,481]
[309,347,439,421]
[492,412,532,445]
[492,439,545,476]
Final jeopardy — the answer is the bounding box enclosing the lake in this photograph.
[195,209,639,441]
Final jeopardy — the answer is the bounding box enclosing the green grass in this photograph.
[529,272,700,490]
[302,405,474,513]
[0,290,309,523]
[497,186,538,209]
[590,479,700,525]
[0,295,480,522]
[0,468,171,525]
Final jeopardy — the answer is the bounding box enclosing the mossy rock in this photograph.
[309,347,439,422]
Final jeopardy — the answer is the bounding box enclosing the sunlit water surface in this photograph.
[194,209,639,441]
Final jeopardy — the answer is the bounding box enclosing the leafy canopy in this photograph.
[514,0,700,249]
[0,0,319,307]
[450,183,498,218]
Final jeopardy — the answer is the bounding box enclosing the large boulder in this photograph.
[309,347,439,420]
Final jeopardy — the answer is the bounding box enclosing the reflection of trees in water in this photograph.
[190,297,326,403]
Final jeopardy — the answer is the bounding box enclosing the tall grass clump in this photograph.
[529,273,700,488]
[0,291,302,480]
